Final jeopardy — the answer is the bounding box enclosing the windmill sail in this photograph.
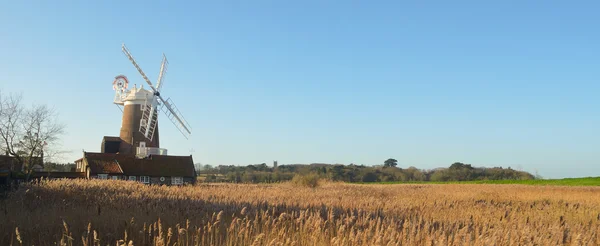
[140,55,168,141]
[160,97,192,139]
[156,54,168,91]
[139,97,159,142]
[121,43,192,142]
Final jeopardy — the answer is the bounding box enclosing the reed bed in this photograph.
[0,179,599,245]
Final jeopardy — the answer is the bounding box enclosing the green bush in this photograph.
[361,172,379,182]
[291,173,320,188]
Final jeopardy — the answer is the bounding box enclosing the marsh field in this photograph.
[1,180,599,245]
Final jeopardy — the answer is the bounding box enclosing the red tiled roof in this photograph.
[82,152,195,177]
[85,154,123,174]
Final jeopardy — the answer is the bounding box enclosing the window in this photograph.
[140,142,146,148]
[140,176,150,184]
[111,176,119,180]
[98,174,108,179]
[128,176,136,181]
[171,177,183,185]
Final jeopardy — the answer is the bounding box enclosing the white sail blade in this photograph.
[121,44,158,93]
[145,98,159,140]
[139,97,159,141]
[156,54,168,92]
[158,96,192,138]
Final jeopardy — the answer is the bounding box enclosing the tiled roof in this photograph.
[118,155,195,177]
[85,154,123,174]
[83,152,195,177]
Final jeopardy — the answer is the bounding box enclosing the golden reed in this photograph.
[0,179,598,245]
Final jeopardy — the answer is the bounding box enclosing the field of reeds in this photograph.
[374,176,600,186]
[1,179,599,245]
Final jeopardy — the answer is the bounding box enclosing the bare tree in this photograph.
[0,91,66,181]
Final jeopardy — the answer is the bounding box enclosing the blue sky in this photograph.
[1,1,598,178]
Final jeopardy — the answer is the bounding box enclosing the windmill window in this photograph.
[172,177,183,185]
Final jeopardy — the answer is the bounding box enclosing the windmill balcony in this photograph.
[136,147,168,159]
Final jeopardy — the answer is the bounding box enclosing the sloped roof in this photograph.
[86,155,123,174]
[102,136,122,142]
[82,152,195,177]
[118,155,195,177]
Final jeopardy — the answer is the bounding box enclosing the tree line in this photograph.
[1,90,538,184]
[197,158,536,184]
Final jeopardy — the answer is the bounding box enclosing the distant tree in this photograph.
[0,92,66,181]
[329,165,346,181]
[384,158,398,168]
[194,163,203,175]
[43,162,75,172]
[449,162,473,170]
[361,172,379,182]
[202,164,215,174]
[256,163,268,171]
[429,169,451,182]
[242,172,257,183]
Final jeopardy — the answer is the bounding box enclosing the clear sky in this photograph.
[1,1,598,178]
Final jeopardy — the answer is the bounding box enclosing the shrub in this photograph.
[361,172,379,182]
[291,173,320,188]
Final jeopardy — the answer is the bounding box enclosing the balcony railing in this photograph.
[136,147,168,158]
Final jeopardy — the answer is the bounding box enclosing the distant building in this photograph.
[0,155,44,185]
[74,152,196,185]
[2,47,198,186]
[72,77,198,186]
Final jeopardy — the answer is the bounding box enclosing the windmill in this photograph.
[112,44,192,156]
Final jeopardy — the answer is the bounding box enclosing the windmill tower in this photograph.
[112,44,192,158]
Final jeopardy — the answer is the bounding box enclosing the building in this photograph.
[3,46,198,186]
[74,152,196,185]
[0,155,44,185]
[74,73,198,185]
[63,83,198,186]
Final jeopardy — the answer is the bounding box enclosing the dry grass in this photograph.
[1,179,599,245]
[291,173,322,188]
